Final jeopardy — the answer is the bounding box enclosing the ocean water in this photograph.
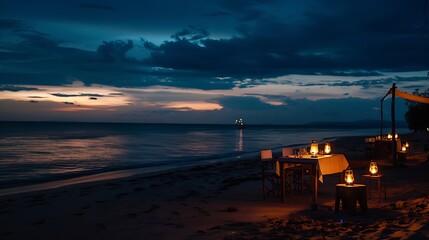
[0,121,410,189]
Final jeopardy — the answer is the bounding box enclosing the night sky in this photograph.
[1,0,428,124]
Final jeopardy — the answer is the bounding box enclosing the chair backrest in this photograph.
[281,148,293,157]
[260,149,273,160]
[396,138,402,151]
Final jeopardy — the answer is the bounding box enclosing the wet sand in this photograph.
[0,132,428,239]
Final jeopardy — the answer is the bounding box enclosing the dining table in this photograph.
[374,138,401,160]
[277,154,349,210]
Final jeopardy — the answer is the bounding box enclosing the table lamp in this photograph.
[369,161,378,175]
[345,170,354,185]
[324,142,331,155]
[310,140,318,158]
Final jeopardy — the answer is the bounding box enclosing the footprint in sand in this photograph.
[79,192,92,196]
[25,197,46,208]
[80,204,91,210]
[96,223,107,231]
[105,183,122,190]
[133,187,144,192]
[126,213,138,218]
[225,207,238,212]
[115,192,129,198]
[32,219,46,225]
[193,206,210,216]
[143,204,160,213]
[0,231,13,237]
[171,211,180,215]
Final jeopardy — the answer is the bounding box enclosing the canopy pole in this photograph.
[380,99,383,137]
[380,88,391,138]
[391,83,397,166]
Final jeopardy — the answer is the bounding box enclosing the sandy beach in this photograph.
[0,133,428,240]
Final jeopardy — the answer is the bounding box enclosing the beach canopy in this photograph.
[380,83,429,166]
[386,89,429,104]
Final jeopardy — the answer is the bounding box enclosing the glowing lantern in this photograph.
[324,142,331,155]
[387,133,392,139]
[395,133,398,139]
[401,145,407,152]
[405,142,409,148]
[310,140,319,157]
[369,161,378,175]
[345,170,354,185]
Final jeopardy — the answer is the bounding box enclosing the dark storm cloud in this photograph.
[219,0,281,21]
[327,76,429,89]
[203,11,230,17]
[1,1,428,92]
[328,71,384,77]
[97,40,133,63]
[0,18,25,29]
[0,85,39,92]
[79,3,117,11]
[217,96,277,110]
[213,94,393,124]
[141,0,428,79]
[171,26,209,42]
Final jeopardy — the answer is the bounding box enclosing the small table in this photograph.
[335,184,368,216]
[397,151,407,163]
[277,154,349,209]
[361,174,386,202]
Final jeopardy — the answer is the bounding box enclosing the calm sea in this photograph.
[0,121,410,189]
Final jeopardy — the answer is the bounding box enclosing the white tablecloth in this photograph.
[276,154,349,182]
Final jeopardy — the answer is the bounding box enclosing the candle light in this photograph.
[369,161,378,175]
[405,142,409,148]
[387,133,392,139]
[310,140,318,158]
[402,145,406,152]
[324,142,331,155]
[345,170,354,185]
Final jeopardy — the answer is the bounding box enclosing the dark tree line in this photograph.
[405,88,429,132]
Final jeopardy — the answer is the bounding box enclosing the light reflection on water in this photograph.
[0,122,411,189]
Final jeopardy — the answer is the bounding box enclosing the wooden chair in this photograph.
[260,149,279,199]
[364,137,375,160]
[281,147,302,192]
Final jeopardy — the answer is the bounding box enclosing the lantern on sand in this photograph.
[345,170,354,185]
[310,140,318,158]
[369,161,378,175]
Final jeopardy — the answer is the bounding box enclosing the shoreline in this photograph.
[0,132,417,197]
[1,133,428,239]
[0,155,250,197]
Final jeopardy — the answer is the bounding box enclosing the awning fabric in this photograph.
[387,89,429,104]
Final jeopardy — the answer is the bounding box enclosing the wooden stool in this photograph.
[335,184,368,216]
[397,151,407,164]
[361,174,386,202]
